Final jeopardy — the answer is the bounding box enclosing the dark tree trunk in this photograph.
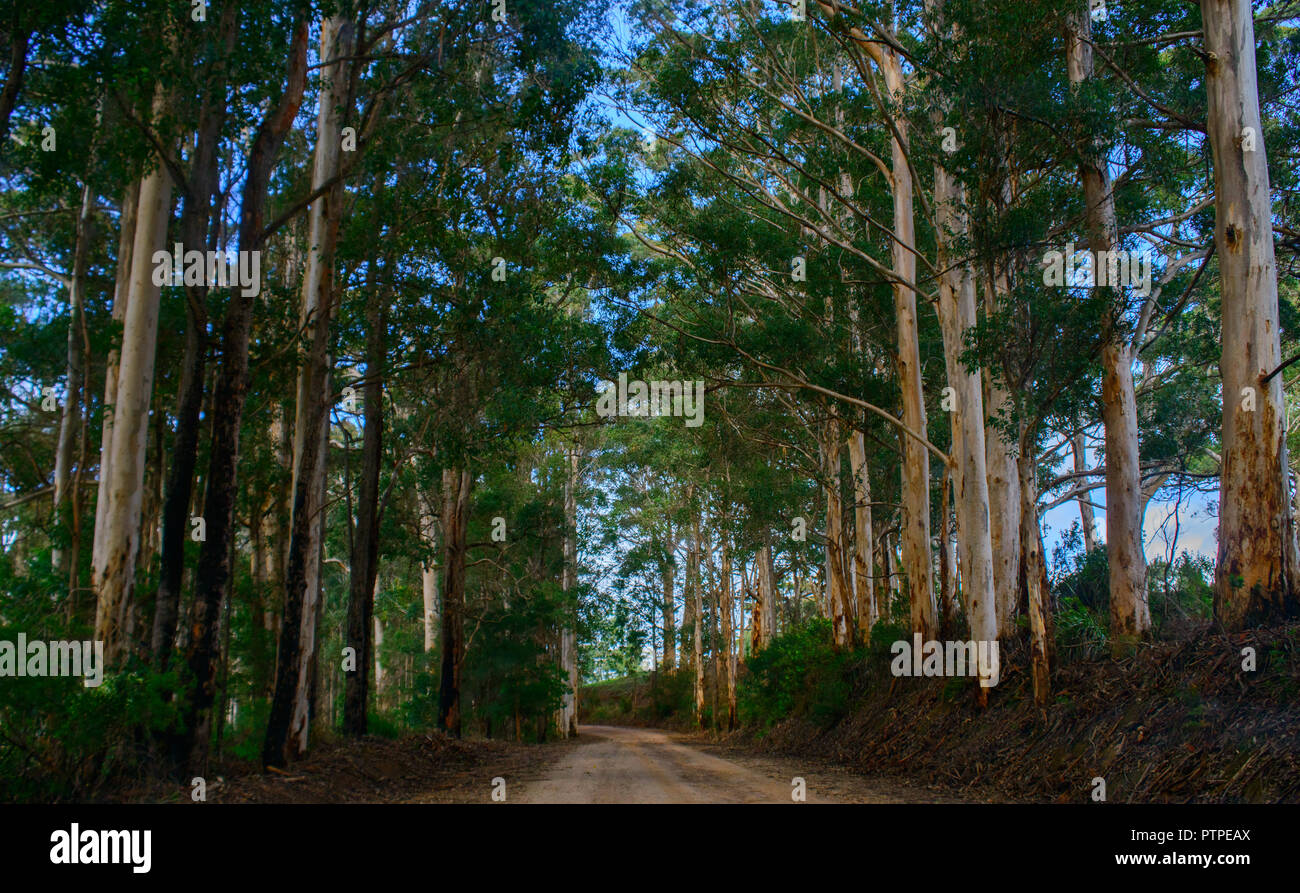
[438,467,471,737]
[152,4,235,671]
[180,15,309,776]
[343,299,386,736]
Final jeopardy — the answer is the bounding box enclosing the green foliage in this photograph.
[737,618,857,730]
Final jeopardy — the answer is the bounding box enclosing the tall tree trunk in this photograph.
[92,97,173,664]
[821,425,853,648]
[719,524,737,730]
[880,48,936,640]
[1017,421,1052,705]
[1066,7,1151,653]
[437,467,471,736]
[1201,0,1299,626]
[761,535,777,645]
[419,486,440,652]
[92,182,140,581]
[847,431,876,640]
[343,296,385,736]
[689,487,704,728]
[152,0,236,672]
[264,15,352,765]
[661,535,676,671]
[557,445,579,737]
[1071,432,1099,553]
[983,274,1023,638]
[939,464,956,638]
[933,145,998,686]
[187,16,309,774]
[53,182,94,573]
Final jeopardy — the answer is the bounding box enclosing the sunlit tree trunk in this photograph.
[556,445,579,737]
[821,426,854,648]
[719,524,737,730]
[847,431,876,640]
[91,181,139,583]
[934,163,997,682]
[880,47,935,640]
[419,486,440,652]
[1201,0,1299,626]
[93,105,173,664]
[1017,420,1052,705]
[983,274,1023,638]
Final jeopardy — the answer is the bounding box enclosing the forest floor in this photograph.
[139,724,953,803]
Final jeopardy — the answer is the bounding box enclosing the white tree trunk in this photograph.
[983,274,1023,638]
[286,15,351,754]
[934,163,998,680]
[91,181,139,600]
[93,145,172,663]
[881,48,935,639]
[821,426,853,648]
[1201,0,1299,625]
[847,431,876,637]
[419,486,440,652]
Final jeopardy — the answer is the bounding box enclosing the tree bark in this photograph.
[419,486,440,652]
[1201,0,1299,626]
[821,425,854,648]
[934,169,998,682]
[437,467,471,736]
[53,182,94,574]
[556,445,579,737]
[880,48,935,640]
[661,532,676,671]
[91,181,140,581]
[1018,420,1052,705]
[983,274,1023,638]
[719,524,737,730]
[343,294,385,736]
[92,96,173,664]
[847,430,876,640]
[689,487,704,728]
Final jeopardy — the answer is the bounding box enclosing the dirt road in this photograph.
[512,725,944,804]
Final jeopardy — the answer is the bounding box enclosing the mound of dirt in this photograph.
[735,622,1300,803]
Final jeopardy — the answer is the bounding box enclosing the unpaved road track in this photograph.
[513,725,938,804]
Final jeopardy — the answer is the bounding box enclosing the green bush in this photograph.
[737,618,861,730]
